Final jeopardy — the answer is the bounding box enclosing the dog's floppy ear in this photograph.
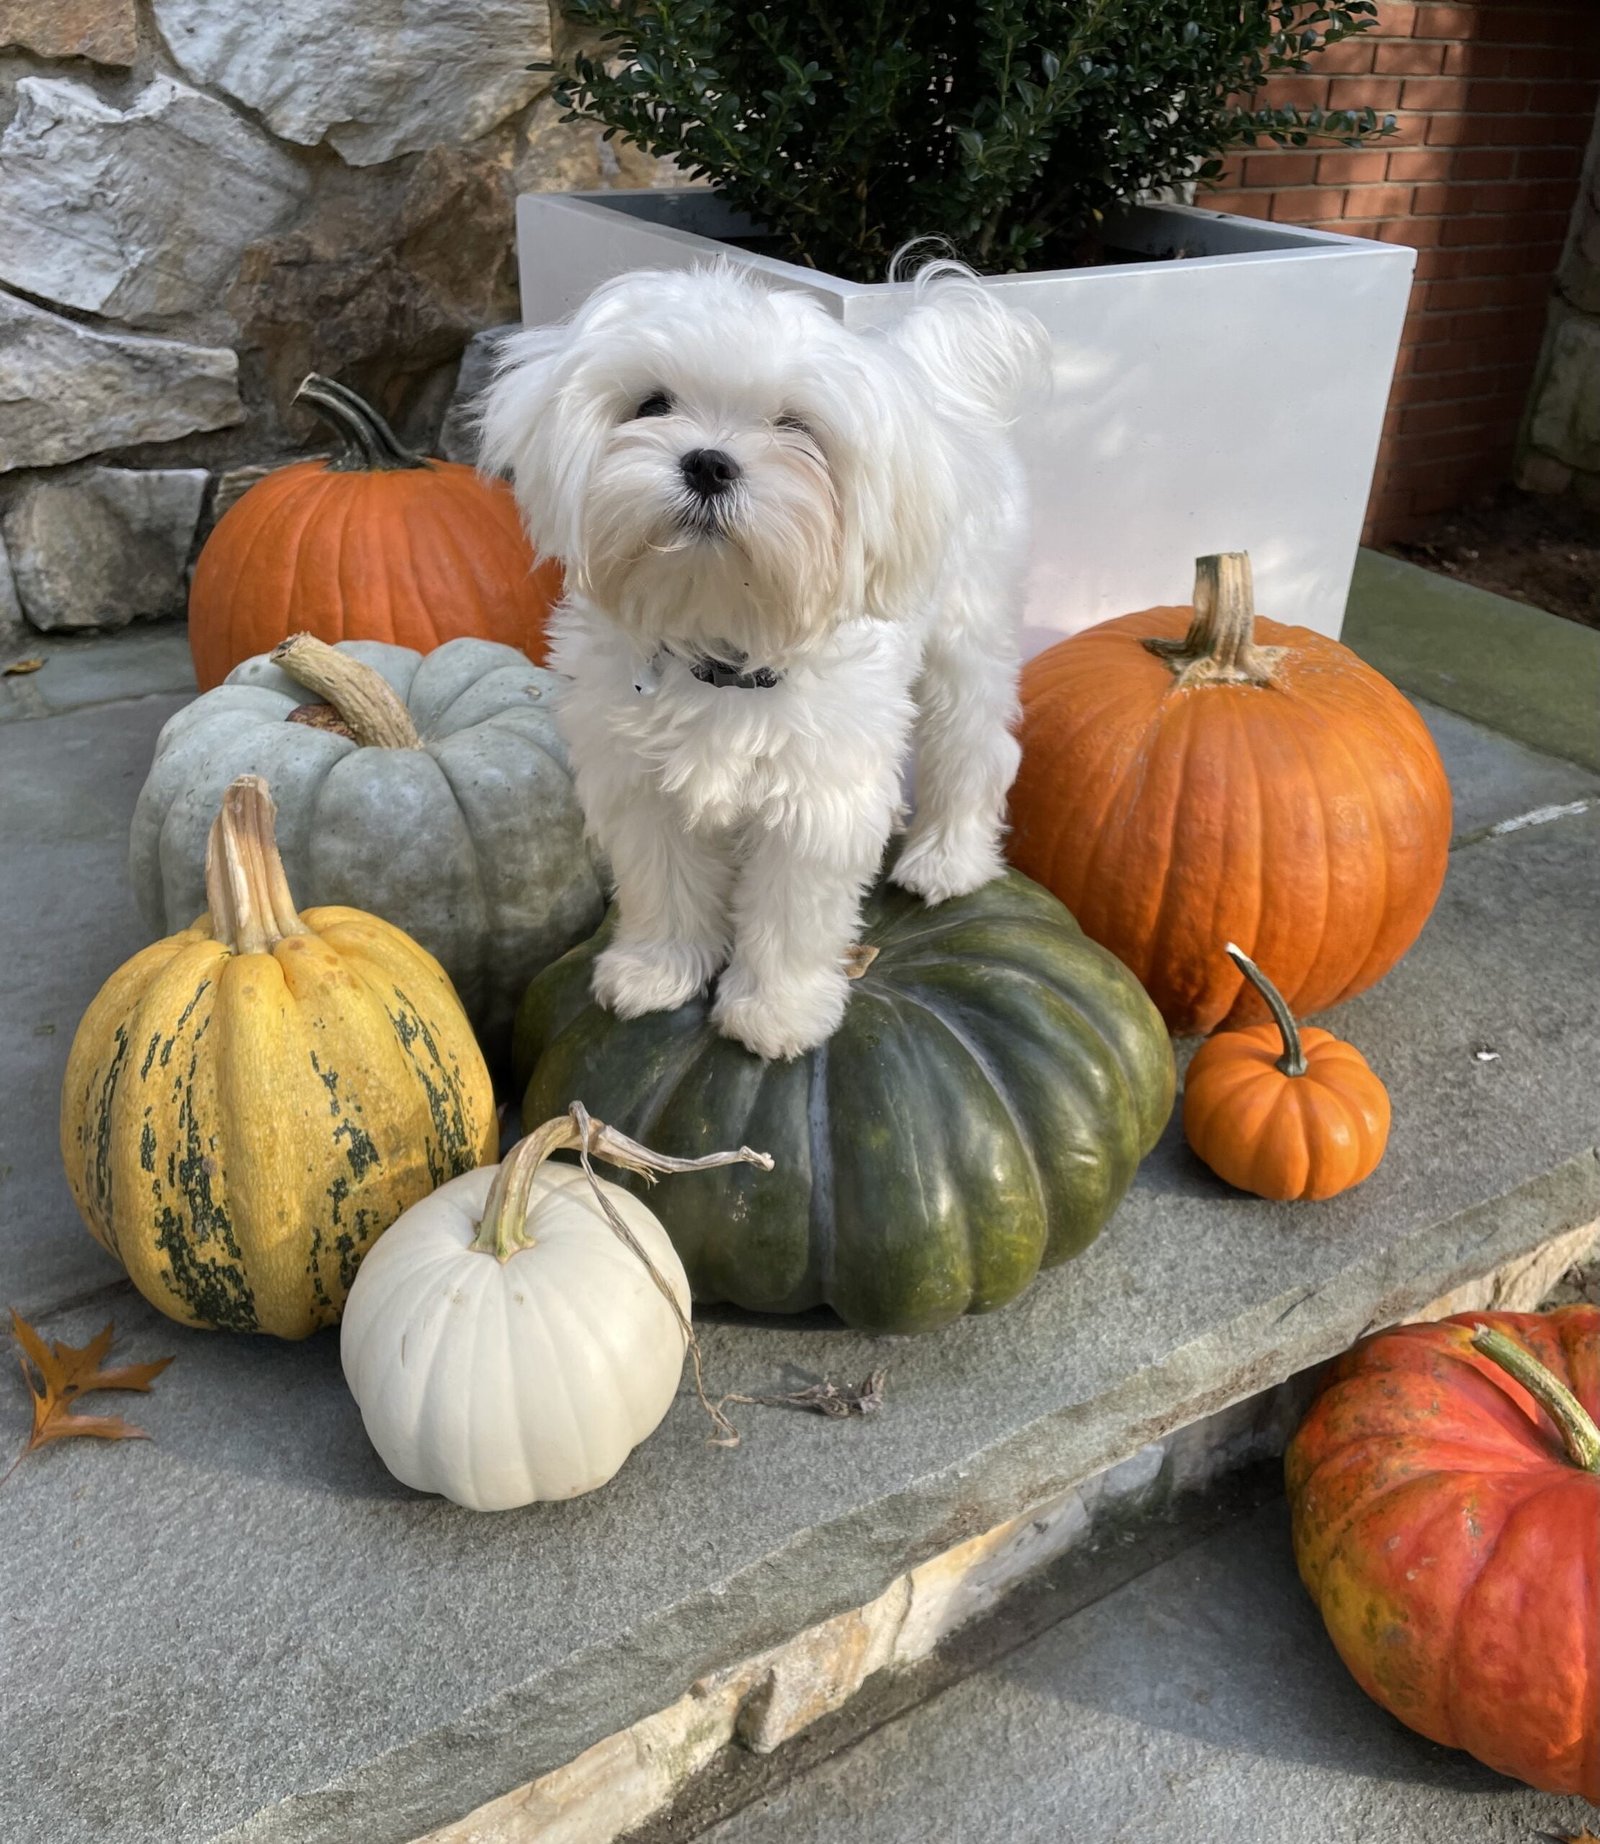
[477,323,593,565]
[827,353,955,624]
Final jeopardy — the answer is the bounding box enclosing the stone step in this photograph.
[684,1485,1600,1844]
[1,597,1597,1844]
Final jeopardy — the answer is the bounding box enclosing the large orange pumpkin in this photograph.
[1287,1309,1600,1797]
[1008,552,1452,1036]
[188,375,561,691]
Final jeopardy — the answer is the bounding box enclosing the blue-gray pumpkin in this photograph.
[131,634,604,1060]
[514,865,1174,1334]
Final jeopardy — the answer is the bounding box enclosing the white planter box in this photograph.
[516,191,1413,647]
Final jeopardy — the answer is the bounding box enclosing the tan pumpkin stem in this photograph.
[1470,1324,1600,1472]
[1224,943,1306,1077]
[203,775,310,956]
[1144,552,1286,689]
[270,634,422,750]
[474,1103,776,1448]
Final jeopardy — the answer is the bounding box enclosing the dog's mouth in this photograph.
[673,498,729,542]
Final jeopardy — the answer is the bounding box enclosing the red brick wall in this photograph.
[1206,2,1600,542]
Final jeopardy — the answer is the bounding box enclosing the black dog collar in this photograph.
[667,646,783,690]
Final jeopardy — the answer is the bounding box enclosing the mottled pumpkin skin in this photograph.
[1009,606,1452,1036]
[1287,1309,1600,1798]
[60,908,498,1338]
[515,868,1174,1335]
[188,457,561,691]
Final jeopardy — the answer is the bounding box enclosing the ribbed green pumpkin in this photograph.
[514,867,1175,1334]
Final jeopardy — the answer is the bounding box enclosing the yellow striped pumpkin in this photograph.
[60,775,497,1338]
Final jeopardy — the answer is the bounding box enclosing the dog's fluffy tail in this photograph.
[885,246,1049,428]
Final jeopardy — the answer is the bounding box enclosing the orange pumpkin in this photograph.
[1009,552,1452,1036]
[188,375,561,691]
[1288,1310,1600,1798]
[1183,945,1390,1201]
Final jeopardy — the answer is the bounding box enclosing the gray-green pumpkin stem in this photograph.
[1224,942,1306,1077]
[293,374,429,474]
[1144,552,1286,689]
[1470,1323,1600,1472]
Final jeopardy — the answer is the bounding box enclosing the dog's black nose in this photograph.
[680,448,740,497]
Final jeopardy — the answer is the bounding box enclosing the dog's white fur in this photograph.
[481,261,1046,1060]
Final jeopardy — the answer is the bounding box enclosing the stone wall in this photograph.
[0,0,669,640]
[1517,107,1600,504]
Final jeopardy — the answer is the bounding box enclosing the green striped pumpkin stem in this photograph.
[294,373,429,474]
[1470,1324,1600,1472]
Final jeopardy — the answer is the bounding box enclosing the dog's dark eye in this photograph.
[633,391,673,419]
[775,412,813,438]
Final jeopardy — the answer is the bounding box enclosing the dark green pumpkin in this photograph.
[514,867,1175,1335]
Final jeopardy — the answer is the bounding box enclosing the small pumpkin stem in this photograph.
[1144,552,1286,689]
[293,374,430,474]
[1224,942,1306,1077]
[473,1104,772,1261]
[270,634,423,750]
[1470,1323,1600,1473]
[203,776,310,955]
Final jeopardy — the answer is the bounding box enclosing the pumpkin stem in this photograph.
[270,634,423,750]
[1144,553,1286,689]
[474,1107,774,1262]
[474,1104,774,1449]
[1224,942,1306,1077]
[203,776,311,956]
[1470,1323,1600,1472]
[293,374,430,474]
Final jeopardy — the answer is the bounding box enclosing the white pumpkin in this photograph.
[340,1108,769,1510]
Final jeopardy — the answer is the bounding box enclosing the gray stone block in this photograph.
[0,77,308,327]
[1527,303,1600,474]
[0,294,244,472]
[151,0,552,166]
[3,468,207,632]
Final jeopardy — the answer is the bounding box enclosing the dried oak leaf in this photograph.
[1538,1831,1600,1843]
[4,1310,173,1482]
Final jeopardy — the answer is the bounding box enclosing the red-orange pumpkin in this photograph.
[188,375,561,691]
[1008,552,1453,1036]
[1287,1309,1600,1797]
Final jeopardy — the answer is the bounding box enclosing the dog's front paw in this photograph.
[593,940,721,1019]
[891,828,1005,906]
[711,963,849,1061]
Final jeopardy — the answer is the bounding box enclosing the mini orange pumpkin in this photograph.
[188,375,562,691]
[1009,552,1452,1036]
[1183,945,1390,1201]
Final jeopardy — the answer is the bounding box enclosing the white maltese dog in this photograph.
[481,260,1046,1061]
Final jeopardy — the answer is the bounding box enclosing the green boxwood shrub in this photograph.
[556,1,1393,281]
